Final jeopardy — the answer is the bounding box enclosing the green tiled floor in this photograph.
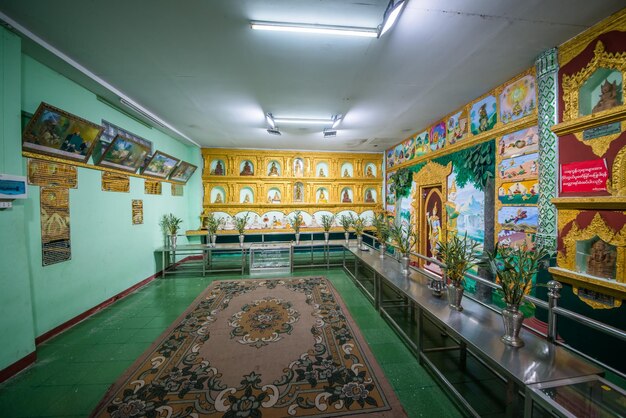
[0,268,465,417]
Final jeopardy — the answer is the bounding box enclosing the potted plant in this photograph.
[159,213,183,248]
[389,220,418,275]
[290,210,304,244]
[339,214,353,244]
[371,213,391,258]
[205,213,224,247]
[320,214,334,244]
[482,244,548,347]
[437,233,480,312]
[234,212,250,247]
[350,214,366,249]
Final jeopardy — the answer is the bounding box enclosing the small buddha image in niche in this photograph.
[294,159,304,177]
[211,160,224,176]
[366,165,375,178]
[365,189,375,203]
[214,192,223,203]
[243,193,250,203]
[240,161,254,176]
[586,239,617,279]
[268,161,279,176]
[268,190,281,204]
[343,169,351,178]
[317,189,328,203]
[318,168,326,177]
[293,184,304,202]
[342,190,352,203]
[592,79,621,113]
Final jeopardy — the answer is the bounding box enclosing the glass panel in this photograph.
[576,236,617,280]
[539,379,626,418]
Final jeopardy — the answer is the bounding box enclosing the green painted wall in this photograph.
[20,56,203,337]
[0,27,36,371]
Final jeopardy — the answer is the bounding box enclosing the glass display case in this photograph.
[249,242,293,273]
[525,375,626,417]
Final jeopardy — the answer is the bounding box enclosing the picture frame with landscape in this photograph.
[22,102,103,163]
[169,161,197,184]
[141,151,180,179]
[96,135,151,173]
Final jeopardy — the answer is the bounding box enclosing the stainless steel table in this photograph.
[157,243,247,277]
[343,246,603,418]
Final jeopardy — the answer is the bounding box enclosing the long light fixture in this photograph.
[250,21,378,38]
[331,114,343,129]
[273,117,334,125]
[120,98,166,128]
[265,112,276,128]
[379,0,406,37]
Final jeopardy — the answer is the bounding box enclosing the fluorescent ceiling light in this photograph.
[274,118,334,125]
[379,0,406,37]
[265,112,275,128]
[250,21,378,38]
[323,128,337,138]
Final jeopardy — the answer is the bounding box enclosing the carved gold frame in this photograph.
[607,146,626,196]
[556,213,626,293]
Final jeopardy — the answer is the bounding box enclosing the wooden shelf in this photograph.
[551,196,626,210]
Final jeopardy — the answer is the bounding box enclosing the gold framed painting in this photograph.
[169,161,197,184]
[142,151,180,179]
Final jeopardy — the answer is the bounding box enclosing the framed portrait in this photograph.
[22,102,103,163]
[96,135,151,173]
[141,151,180,179]
[169,161,197,184]
[92,120,153,167]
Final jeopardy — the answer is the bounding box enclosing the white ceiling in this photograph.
[0,0,624,152]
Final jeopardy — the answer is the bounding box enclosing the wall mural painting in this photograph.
[497,206,538,233]
[430,122,446,151]
[498,152,539,181]
[447,109,469,145]
[423,187,443,274]
[500,75,536,123]
[386,171,396,213]
[446,172,485,249]
[470,95,497,135]
[414,131,430,158]
[498,180,539,205]
[386,149,395,168]
[497,125,539,158]
[498,230,536,250]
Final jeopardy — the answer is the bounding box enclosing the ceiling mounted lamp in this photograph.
[378,0,407,37]
[250,21,378,38]
[323,128,337,138]
[267,127,282,136]
[273,117,335,125]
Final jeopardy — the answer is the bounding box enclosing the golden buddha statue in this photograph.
[319,168,326,177]
[214,193,223,203]
[318,189,328,203]
[268,162,279,176]
[366,165,374,177]
[343,169,350,178]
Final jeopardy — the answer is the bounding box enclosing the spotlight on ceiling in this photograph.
[267,127,282,136]
[331,114,343,129]
[323,128,337,138]
[379,0,406,37]
[250,21,378,38]
[265,112,276,129]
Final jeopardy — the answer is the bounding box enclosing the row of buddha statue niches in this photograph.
[208,184,379,204]
[208,157,378,179]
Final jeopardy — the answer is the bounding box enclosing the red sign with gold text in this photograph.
[560,159,608,193]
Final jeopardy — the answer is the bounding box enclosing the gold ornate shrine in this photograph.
[201,148,382,218]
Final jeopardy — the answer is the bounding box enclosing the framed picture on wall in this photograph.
[141,151,180,179]
[92,119,153,167]
[22,102,104,163]
[169,161,197,184]
[96,135,152,173]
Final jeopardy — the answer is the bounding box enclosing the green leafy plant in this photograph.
[437,233,481,287]
[234,212,250,235]
[389,220,418,255]
[320,214,335,232]
[371,213,391,243]
[481,243,548,306]
[205,213,224,235]
[390,167,413,198]
[350,214,366,236]
[290,210,304,233]
[159,213,183,235]
[339,214,353,232]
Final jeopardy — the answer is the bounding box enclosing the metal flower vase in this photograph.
[169,234,177,248]
[239,234,245,248]
[501,304,525,347]
[379,243,386,258]
[210,234,217,247]
[400,253,410,275]
[344,232,350,244]
[295,232,300,245]
[446,284,464,312]
[356,235,363,250]
[324,231,330,244]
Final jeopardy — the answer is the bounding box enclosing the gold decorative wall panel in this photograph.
[102,172,130,193]
[171,184,184,196]
[145,180,162,195]
[40,187,71,266]
[28,159,77,188]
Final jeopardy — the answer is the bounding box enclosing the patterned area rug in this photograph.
[91,277,405,417]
